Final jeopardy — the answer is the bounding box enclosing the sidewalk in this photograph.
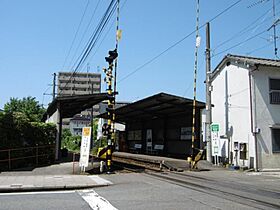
[0,162,112,193]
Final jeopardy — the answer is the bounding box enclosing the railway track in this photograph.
[145,171,280,210]
[112,158,280,210]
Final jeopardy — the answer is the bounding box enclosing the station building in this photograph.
[100,92,205,158]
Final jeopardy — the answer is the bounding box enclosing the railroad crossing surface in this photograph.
[0,154,279,209]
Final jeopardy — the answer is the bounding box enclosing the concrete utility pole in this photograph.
[205,22,212,162]
[52,73,56,100]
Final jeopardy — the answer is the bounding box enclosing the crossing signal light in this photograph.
[105,49,118,64]
[102,123,109,136]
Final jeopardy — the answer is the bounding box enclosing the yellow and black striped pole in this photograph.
[104,49,118,173]
[190,0,200,169]
[112,0,121,156]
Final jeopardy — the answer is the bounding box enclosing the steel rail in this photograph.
[145,171,280,210]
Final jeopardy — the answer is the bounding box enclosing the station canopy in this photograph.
[44,93,110,119]
[98,92,205,123]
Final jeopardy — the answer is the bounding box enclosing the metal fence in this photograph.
[0,145,55,170]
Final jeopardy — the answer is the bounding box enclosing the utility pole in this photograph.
[272,0,278,58]
[52,73,56,100]
[205,22,212,162]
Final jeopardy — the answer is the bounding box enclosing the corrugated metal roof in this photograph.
[212,54,280,80]
[97,92,205,123]
[226,54,280,67]
[43,93,109,120]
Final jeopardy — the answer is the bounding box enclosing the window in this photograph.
[272,128,280,153]
[269,79,280,104]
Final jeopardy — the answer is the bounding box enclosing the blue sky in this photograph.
[0,0,279,108]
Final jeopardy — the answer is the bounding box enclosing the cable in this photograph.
[246,42,274,55]
[58,0,117,95]
[71,1,117,72]
[61,0,90,70]
[87,0,128,64]
[71,0,117,71]
[118,0,242,83]
[212,29,268,57]
[213,6,276,52]
[67,0,101,71]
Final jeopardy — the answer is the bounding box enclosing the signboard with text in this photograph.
[79,127,92,168]
[211,124,220,156]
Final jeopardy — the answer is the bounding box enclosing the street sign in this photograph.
[211,123,220,156]
[79,127,92,169]
[211,124,219,132]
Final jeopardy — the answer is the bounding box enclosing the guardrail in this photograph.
[0,145,55,170]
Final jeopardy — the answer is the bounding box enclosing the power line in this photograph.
[213,5,277,52]
[118,0,242,83]
[58,0,118,96]
[246,42,274,55]
[72,0,129,74]
[70,0,117,72]
[87,0,128,66]
[61,0,90,71]
[67,0,101,70]
[212,29,268,57]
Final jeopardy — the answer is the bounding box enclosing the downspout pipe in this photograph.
[249,66,259,171]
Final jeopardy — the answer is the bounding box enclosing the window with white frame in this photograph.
[272,128,280,153]
[269,78,280,104]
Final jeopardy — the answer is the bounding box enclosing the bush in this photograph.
[0,112,56,149]
[61,129,81,152]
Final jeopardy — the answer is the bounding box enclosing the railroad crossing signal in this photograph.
[105,49,118,65]
[104,48,118,173]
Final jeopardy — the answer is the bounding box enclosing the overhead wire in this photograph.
[246,42,274,55]
[71,0,118,73]
[212,5,278,52]
[87,0,128,64]
[212,29,268,57]
[70,0,117,72]
[118,0,242,83]
[58,0,117,95]
[61,0,90,71]
[67,0,101,71]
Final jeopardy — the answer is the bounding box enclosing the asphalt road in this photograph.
[95,172,279,210]
[0,190,117,210]
[0,170,279,210]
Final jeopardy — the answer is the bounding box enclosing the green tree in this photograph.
[61,129,81,152]
[4,96,45,122]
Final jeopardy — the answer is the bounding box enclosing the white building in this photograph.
[211,54,280,170]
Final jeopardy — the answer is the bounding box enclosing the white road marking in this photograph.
[89,175,113,185]
[0,190,75,196]
[79,189,117,210]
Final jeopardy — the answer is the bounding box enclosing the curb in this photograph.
[0,183,110,193]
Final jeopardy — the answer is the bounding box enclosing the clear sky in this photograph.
[0,0,279,109]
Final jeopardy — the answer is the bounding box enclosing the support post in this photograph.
[55,102,62,160]
[52,73,56,100]
[8,150,11,170]
[205,22,212,162]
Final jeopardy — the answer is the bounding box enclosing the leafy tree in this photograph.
[4,96,45,122]
[61,129,81,152]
